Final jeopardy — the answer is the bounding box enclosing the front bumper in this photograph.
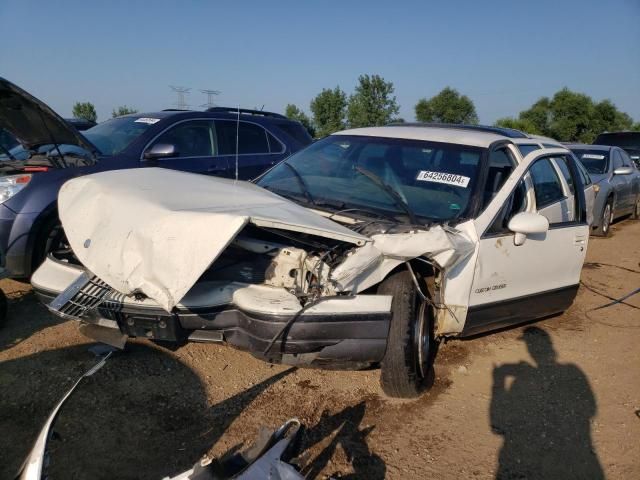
[33,257,392,369]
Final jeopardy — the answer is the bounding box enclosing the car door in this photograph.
[464,149,589,336]
[142,119,229,176]
[618,149,639,213]
[214,120,284,180]
[610,149,633,213]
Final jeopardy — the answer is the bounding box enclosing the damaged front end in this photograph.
[33,168,475,369]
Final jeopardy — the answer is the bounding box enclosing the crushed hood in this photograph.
[58,168,369,311]
[0,77,99,155]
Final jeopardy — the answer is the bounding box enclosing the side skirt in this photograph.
[461,284,579,337]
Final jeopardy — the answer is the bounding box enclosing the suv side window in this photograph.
[216,121,270,155]
[529,158,565,208]
[149,120,215,157]
[482,147,516,210]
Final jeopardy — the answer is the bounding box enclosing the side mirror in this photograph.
[508,211,549,246]
[143,143,178,160]
[613,166,633,175]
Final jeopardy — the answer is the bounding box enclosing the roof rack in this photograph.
[162,108,192,111]
[206,106,287,119]
[387,122,529,139]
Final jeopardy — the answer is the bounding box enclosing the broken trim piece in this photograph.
[17,352,112,480]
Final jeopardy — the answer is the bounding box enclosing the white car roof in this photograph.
[333,126,507,148]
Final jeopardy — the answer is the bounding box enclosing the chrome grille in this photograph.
[48,272,114,319]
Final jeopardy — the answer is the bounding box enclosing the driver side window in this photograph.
[485,180,527,236]
[149,120,215,158]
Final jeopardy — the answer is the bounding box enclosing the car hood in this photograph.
[58,168,475,311]
[0,77,99,156]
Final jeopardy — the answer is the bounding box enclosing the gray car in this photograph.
[568,144,640,236]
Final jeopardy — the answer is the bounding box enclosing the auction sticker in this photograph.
[416,170,470,188]
[134,117,161,124]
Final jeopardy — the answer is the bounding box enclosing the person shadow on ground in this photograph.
[490,326,604,480]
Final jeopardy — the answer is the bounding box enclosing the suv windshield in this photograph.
[84,116,156,156]
[257,135,484,222]
[571,149,609,174]
[594,132,640,149]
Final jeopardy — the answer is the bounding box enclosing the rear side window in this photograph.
[554,156,575,194]
[275,122,313,145]
[216,121,270,155]
[267,132,284,153]
[530,158,565,208]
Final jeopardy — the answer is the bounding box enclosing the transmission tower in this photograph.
[200,89,221,109]
[169,85,191,110]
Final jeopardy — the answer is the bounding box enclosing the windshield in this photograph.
[257,135,484,222]
[571,149,609,174]
[595,132,640,149]
[84,116,156,156]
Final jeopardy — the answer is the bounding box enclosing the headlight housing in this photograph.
[0,174,32,203]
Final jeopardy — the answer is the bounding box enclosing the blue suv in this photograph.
[0,78,312,278]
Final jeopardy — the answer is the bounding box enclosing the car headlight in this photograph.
[0,174,32,203]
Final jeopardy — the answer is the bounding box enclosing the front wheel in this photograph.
[632,195,640,220]
[33,218,75,271]
[378,270,435,398]
[593,198,613,237]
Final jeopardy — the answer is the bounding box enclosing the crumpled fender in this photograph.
[330,226,476,293]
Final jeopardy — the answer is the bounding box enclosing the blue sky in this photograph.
[2,0,639,124]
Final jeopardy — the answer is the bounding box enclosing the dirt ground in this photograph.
[1,219,638,480]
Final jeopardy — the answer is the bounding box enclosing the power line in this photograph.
[169,85,191,110]
[200,89,221,108]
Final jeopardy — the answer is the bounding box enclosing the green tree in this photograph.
[112,105,138,118]
[285,104,315,138]
[494,117,543,135]
[506,88,638,143]
[310,86,347,137]
[72,102,97,123]
[347,74,399,128]
[414,87,478,124]
[519,97,551,134]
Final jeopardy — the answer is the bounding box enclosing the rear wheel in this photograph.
[378,270,435,398]
[594,198,613,237]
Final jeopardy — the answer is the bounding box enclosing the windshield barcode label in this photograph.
[416,171,470,188]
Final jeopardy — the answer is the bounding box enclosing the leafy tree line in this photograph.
[495,88,639,143]
[71,102,139,123]
[286,79,638,142]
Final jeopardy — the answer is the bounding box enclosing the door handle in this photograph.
[574,235,586,247]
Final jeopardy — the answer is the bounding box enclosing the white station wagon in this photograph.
[33,124,591,398]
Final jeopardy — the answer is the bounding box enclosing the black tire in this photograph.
[33,216,75,270]
[593,198,613,237]
[378,270,434,398]
[632,195,640,220]
[0,290,7,327]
